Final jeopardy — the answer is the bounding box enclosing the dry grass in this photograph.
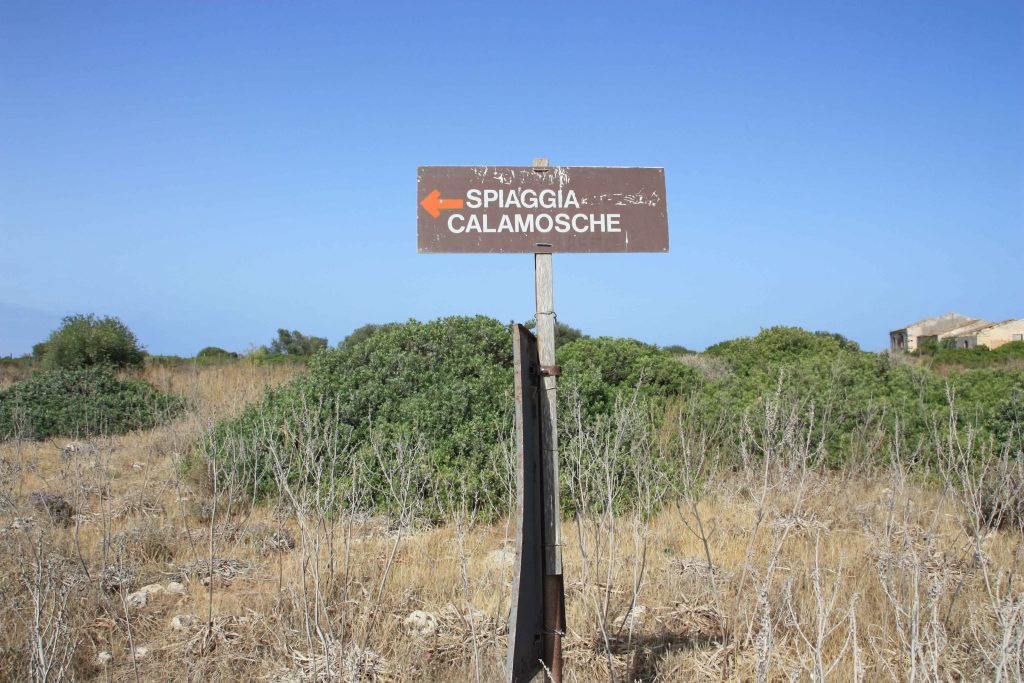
[1,362,1022,682]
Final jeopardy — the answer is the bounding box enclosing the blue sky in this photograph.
[2,1,1021,356]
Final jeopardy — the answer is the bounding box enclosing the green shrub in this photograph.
[338,323,399,351]
[523,320,588,349]
[662,344,693,355]
[205,320,1024,518]
[196,346,239,362]
[207,317,698,516]
[914,338,941,356]
[558,337,701,417]
[697,326,1024,463]
[268,329,328,356]
[208,316,515,510]
[39,314,144,370]
[0,367,185,440]
[930,341,1024,369]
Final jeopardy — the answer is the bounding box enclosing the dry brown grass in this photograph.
[1,362,1022,682]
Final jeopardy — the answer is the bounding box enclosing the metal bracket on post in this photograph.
[532,364,562,378]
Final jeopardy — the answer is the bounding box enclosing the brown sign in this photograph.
[417,166,668,253]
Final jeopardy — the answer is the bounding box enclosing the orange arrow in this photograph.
[420,189,464,218]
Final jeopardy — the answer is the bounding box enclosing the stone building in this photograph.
[952,319,1024,350]
[937,319,994,348]
[889,313,979,352]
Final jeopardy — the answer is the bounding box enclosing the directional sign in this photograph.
[417,166,669,253]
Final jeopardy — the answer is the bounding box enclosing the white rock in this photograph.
[611,605,647,631]
[96,651,112,666]
[140,583,165,596]
[403,610,439,637]
[125,590,148,609]
[484,546,514,570]
[165,581,187,595]
[134,646,149,660]
[170,614,194,631]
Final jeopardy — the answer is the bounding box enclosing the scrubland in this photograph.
[1,361,1022,682]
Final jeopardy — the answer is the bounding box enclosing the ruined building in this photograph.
[890,313,1024,351]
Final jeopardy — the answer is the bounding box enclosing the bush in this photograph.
[196,346,239,362]
[914,338,941,355]
[269,329,328,356]
[39,314,144,370]
[207,317,699,516]
[209,316,515,510]
[338,323,399,351]
[558,337,701,417]
[930,341,1024,369]
[662,344,693,355]
[205,320,1024,518]
[524,320,587,349]
[698,326,1024,464]
[0,367,185,440]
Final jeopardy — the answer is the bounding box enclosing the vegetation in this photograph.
[524,319,588,349]
[207,316,515,510]
[558,336,699,417]
[206,317,702,514]
[4,362,1023,682]
[0,354,34,386]
[206,320,1024,517]
[202,319,1023,517]
[38,314,145,370]
[338,323,399,351]
[924,340,1024,369]
[2,332,1023,681]
[196,346,239,362]
[661,344,693,355]
[699,326,1022,463]
[268,329,328,356]
[0,366,185,439]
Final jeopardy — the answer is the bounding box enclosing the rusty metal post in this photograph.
[534,157,565,682]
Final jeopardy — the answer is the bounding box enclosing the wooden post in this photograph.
[507,325,545,683]
[534,157,564,682]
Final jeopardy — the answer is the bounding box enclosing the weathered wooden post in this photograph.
[506,324,545,681]
[531,157,566,682]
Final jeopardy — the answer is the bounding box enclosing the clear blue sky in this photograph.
[2,1,1021,356]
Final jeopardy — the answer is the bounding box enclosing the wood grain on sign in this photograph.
[417,166,669,253]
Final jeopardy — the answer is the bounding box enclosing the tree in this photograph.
[40,314,145,370]
[269,329,328,356]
